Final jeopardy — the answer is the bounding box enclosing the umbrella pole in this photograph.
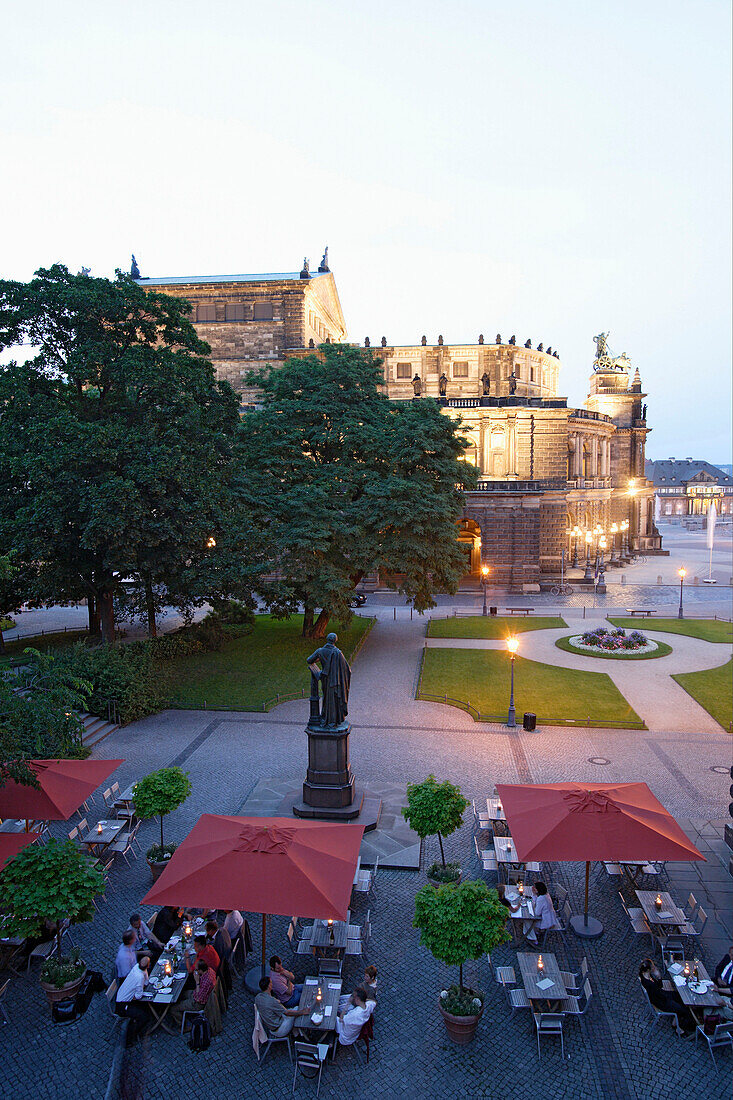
[244,913,269,995]
[261,913,267,974]
[569,861,604,940]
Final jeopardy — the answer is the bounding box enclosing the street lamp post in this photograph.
[609,523,619,566]
[678,567,686,619]
[572,526,580,568]
[620,520,630,563]
[583,532,594,583]
[506,637,518,728]
[597,536,607,594]
[481,564,489,616]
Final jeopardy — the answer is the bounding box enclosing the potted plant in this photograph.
[414,879,510,1044]
[402,774,468,886]
[0,839,104,1006]
[132,766,192,880]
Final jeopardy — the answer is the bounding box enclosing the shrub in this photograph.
[211,599,255,629]
[428,860,461,884]
[133,766,192,851]
[50,641,161,724]
[41,946,85,988]
[403,775,468,868]
[414,879,510,994]
[146,841,178,864]
[439,985,484,1017]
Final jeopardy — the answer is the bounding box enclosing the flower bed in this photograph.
[570,627,658,656]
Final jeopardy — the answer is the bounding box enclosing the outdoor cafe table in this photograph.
[297,975,342,1054]
[486,797,507,823]
[666,959,721,1021]
[140,938,190,1034]
[493,835,525,872]
[503,887,537,929]
[352,856,361,887]
[306,920,348,955]
[115,782,137,806]
[635,890,686,930]
[80,818,126,857]
[0,819,27,834]
[517,952,566,1008]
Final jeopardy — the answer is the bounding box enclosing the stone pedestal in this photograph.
[292,720,365,822]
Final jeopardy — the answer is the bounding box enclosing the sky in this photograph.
[2,0,731,461]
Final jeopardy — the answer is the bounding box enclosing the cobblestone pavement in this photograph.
[3,617,732,1100]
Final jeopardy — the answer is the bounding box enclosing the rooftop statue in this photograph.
[306,633,351,727]
[438,373,447,396]
[130,255,140,279]
[412,374,422,396]
[496,333,502,344]
[508,372,518,395]
[318,247,330,273]
[481,372,491,396]
[593,332,609,360]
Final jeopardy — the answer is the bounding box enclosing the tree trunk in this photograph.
[145,580,157,638]
[459,963,463,993]
[57,924,63,961]
[437,831,446,867]
[302,605,314,637]
[309,609,330,639]
[87,595,99,636]
[160,815,165,850]
[0,629,4,655]
[98,589,116,645]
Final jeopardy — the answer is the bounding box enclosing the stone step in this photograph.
[79,712,119,748]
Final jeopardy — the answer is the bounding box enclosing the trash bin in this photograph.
[489,606,498,616]
[523,712,537,732]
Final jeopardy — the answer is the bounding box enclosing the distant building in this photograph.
[645,458,733,520]
[138,261,661,587]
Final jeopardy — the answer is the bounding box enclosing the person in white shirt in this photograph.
[114,930,138,980]
[223,910,244,940]
[526,882,560,945]
[336,987,370,1046]
[115,955,151,1044]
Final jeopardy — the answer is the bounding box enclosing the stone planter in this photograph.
[439,1001,482,1044]
[40,969,87,1006]
[147,858,169,881]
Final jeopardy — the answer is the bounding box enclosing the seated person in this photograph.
[496,883,521,913]
[639,958,695,1037]
[128,913,163,953]
[114,930,138,981]
[269,955,302,1008]
[255,975,310,1037]
[171,960,217,1028]
[223,909,244,941]
[714,945,733,994]
[526,882,559,945]
[207,920,232,963]
[115,954,151,1045]
[150,905,182,947]
[336,986,371,1046]
[339,966,377,1013]
[187,934,220,974]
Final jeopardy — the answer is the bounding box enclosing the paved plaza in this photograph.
[3,603,732,1100]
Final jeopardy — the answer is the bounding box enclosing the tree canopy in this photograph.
[413,879,510,991]
[133,765,192,850]
[0,265,261,642]
[402,774,468,866]
[240,343,477,636]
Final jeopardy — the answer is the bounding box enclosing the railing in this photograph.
[568,408,613,422]
[474,479,567,492]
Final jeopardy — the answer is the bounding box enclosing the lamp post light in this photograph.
[481,564,490,616]
[609,523,619,566]
[583,531,594,583]
[620,520,630,563]
[572,526,581,568]
[593,525,603,572]
[597,537,607,594]
[678,567,686,619]
[506,637,518,728]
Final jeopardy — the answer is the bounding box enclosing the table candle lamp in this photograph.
[537,955,544,972]
[518,881,524,896]
[184,922,192,939]
[654,894,662,911]
[97,823,103,834]
[164,960,172,976]
[683,962,690,980]
[316,986,322,1005]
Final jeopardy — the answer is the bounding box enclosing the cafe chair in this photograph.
[487,952,515,986]
[560,957,588,993]
[26,918,72,973]
[552,883,568,909]
[105,980,124,1038]
[109,824,139,866]
[694,1021,733,1072]
[638,979,682,1036]
[292,1041,326,1096]
[474,835,491,862]
[683,893,698,921]
[603,862,623,876]
[472,799,491,832]
[102,788,115,811]
[352,1013,374,1064]
[0,979,10,1026]
[77,818,90,839]
[255,1005,292,1064]
[533,1012,565,1060]
[501,974,530,1016]
[618,892,649,937]
[559,977,593,1022]
[368,856,379,898]
[180,1007,205,1037]
[318,958,342,977]
[681,906,707,939]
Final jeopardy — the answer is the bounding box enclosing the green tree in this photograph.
[413,879,510,991]
[240,343,476,637]
[0,551,38,654]
[0,839,104,961]
[133,765,192,851]
[0,265,259,643]
[402,774,468,867]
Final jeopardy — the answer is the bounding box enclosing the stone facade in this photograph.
[139,266,662,586]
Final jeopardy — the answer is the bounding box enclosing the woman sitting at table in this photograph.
[638,958,695,1037]
[714,945,733,995]
[525,882,559,945]
[339,965,378,1012]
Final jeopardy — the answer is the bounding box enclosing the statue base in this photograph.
[290,718,380,827]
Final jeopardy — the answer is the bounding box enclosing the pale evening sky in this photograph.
[2,1,731,461]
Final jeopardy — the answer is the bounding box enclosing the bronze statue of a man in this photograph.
[306,633,351,727]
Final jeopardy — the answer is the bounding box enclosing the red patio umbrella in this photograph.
[495,782,704,938]
[0,831,40,872]
[0,759,124,826]
[142,814,365,987]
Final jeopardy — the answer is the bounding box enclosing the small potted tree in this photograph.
[133,766,192,880]
[0,840,104,1006]
[414,879,510,1043]
[402,774,468,886]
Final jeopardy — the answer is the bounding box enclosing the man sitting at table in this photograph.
[255,975,310,1038]
[336,986,371,1046]
[128,913,164,954]
[223,909,243,941]
[268,955,302,1008]
[171,959,217,1029]
[115,953,152,1045]
[339,966,378,1013]
[114,930,138,981]
[188,933,220,974]
[714,945,733,995]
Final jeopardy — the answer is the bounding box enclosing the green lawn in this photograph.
[555,635,673,660]
[418,647,644,728]
[673,659,733,730]
[608,618,733,644]
[162,614,374,710]
[0,629,89,668]
[427,616,566,639]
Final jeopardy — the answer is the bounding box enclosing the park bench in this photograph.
[505,607,534,616]
[624,609,657,617]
